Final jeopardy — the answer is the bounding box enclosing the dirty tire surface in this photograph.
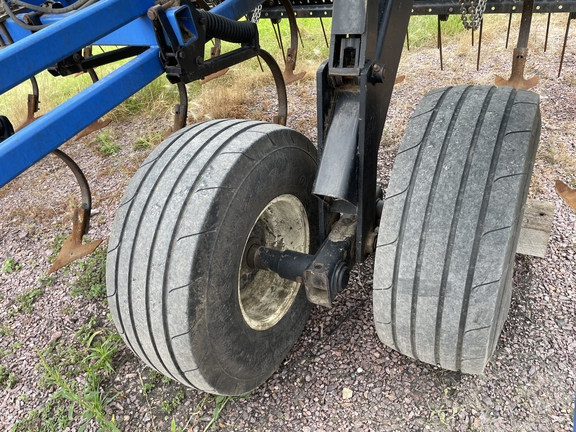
[374,85,541,374]
[107,120,318,395]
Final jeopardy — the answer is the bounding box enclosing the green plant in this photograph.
[34,324,122,432]
[86,334,121,374]
[133,132,163,151]
[71,247,106,299]
[38,274,57,287]
[161,390,185,414]
[11,341,24,350]
[11,398,74,432]
[0,323,14,337]
[2,257,22,274]
[9,288,43,316]
[96,132,121,155]
[38,351,120,432]
[203,395,233,431]
[0,365,18,389]
[429,405,458,426]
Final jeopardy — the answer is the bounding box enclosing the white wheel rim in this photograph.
[238,194,309,331]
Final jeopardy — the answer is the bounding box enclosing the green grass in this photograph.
[161,390,186,414]
[0,365,18,389]
[29,318,122,432]
[407,15,466,49]
[9,288,44,316]
[95,132,121,155]
[2,257,22,274]
[0,323,14,337]
[70,245,107,298]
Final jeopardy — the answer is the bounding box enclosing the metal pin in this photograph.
[477,18,484,71]
[406,26,410,51]
[506,12,513,49]
[438,15,444,70]
[320,18,329,48]
[559,12,575,77]
[275,22,286,63]
[297,23,304,49]
[544,13,551,52]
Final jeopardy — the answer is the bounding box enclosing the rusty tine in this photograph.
[559,12,575,78]
[544,13,551,52]
[320,17,329,48]
[438,15,443,71]
[276,22,286,63]
[271,19,282,50]
[406,26,410,51]
[477,17,484,71]
[506,12,513,49]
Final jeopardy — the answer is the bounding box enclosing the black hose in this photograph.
[198,10,256,44]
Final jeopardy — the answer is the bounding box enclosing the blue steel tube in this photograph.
[0,48,164,187]
[0,0,153,95]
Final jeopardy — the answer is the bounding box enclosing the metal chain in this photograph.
[251,4,262,24]
[459,0,487,30]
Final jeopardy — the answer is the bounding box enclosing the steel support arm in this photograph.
[315,0,413,261]
[0,0,155,95]
[0,48,164,187]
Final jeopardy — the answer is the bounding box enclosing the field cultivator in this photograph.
[0,0,574,395]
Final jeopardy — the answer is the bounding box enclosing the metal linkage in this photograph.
[249,216,356,307]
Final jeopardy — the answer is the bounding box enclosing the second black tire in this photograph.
[373,85,541,373]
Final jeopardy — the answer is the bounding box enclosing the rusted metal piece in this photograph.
[48,149,101,273]
[495,47,540,89]
[544,13,551,52]
[319,17,329,48]
[558,12,576,77]
[259,49,288,125]
[48,208,103,274]
[201,39,229,84]
[477,18,483,71]
[438,15,444,70]
[165,81,188,137]
[284,47,306,84]
[280,0,306,84]
[505,12,512,49]
[406,27,410,51]
[16,77,41,132]
[495,0,539,90]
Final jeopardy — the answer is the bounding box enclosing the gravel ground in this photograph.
[0,16,575,432]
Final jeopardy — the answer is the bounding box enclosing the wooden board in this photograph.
[517,199,555,258]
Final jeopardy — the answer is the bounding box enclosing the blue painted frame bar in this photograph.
[211,0,266,20]
[0,0,154,95]
[0,48,164,187]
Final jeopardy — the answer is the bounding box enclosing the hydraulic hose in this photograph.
[198,10,256,44]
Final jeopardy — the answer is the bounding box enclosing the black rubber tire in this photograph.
[106,120,318,395]
[373,85,540,374]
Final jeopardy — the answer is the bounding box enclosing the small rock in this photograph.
[49,331,62,343]
[342,388,353,400]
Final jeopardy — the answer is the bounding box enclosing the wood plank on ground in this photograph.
[517,199,555,258]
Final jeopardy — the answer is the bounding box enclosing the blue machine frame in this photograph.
[0,0,264,187]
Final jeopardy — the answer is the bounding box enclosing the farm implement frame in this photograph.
[0,0,574,395]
